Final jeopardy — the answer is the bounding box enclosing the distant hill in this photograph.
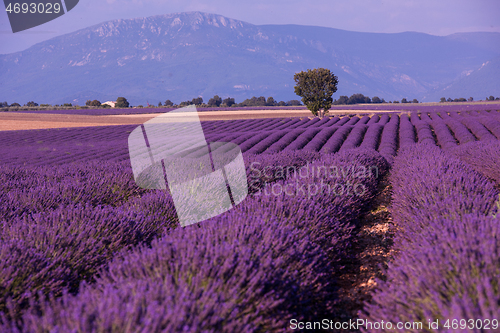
[422,55,500,101]
[0,11,499,106]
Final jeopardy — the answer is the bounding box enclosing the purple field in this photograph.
[6,101,500,116]
[1,108,500,332]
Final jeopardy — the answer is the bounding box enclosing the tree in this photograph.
[207,95,222,107]
[278,101,286,106]
[90,100,101,107]
[238,96,266,107]
[412,99,419,103]
[222,97,235,107]
[0,101,8,107]
[158,101,162,107]
[333,95,349,105]
[372,96,382,103]
[489,96,495,101]
[10,102,20,107]
[26,101,38,107]
[191,97,203,105]
[116,97,129,108]
[164,99,174,107]
[85,100,92,106]
[347,93,371,104]
[440,97,446,103]
[266,97,276,106]
[286,100,302,106]
[294,68,338,118]
[401,98,408,104]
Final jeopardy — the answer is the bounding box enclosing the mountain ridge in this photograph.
[1,11,499,105]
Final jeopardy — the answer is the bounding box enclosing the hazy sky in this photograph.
[1,0,499,54]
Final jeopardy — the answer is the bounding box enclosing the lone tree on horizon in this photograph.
[115,97,129,108]
[294,68,338,118]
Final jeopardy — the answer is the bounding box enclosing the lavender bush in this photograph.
[361,144,500,332]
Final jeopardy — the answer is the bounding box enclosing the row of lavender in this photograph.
[1,147,390,331]
[2,110,500,167]
[1,110,499,330]
[8,101,500,116]
[361,141,500,332]
[0,150,314,320]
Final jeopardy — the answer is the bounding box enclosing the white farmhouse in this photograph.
[102,101,116,107]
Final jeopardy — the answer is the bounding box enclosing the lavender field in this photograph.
[8,100,500,116]
[1,107,500,332]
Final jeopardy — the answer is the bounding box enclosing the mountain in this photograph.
[1,11,499,106]
[423,55,500,101]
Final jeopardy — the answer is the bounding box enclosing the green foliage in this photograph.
[412,99,419,103]
[208,95,222,107]
[333,96,349,105]
[401,98,408,103]
[25,101,38,107]
[488,95,495,101]
[441,97,475,103]
[333,94,377,105]
[222,97,235,107]
[222,97,234,106]
[164,100,173,107]
[294,68,338,117]
[115,97,129,108]
[191,97,203,105]
[266,97,276,106]
[238,96,267,107]
[286,100,302,106]
[348,93,371,104]
[63,103,72,107]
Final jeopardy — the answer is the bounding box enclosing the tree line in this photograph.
[1,90,498,111]
[439,96,499,103]
[0,96,303,109]
[333,94,424,105]
[163,95,302,108]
